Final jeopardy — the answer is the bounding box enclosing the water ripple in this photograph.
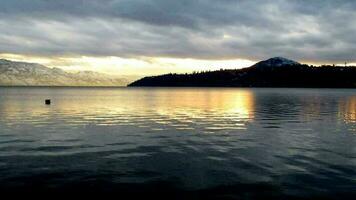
[0,87,355,197]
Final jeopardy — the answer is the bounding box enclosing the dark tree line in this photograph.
[128,64,356,88]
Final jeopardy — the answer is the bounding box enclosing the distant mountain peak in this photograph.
[253,57,300,68]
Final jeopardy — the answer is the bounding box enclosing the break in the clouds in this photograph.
[1,0,356,65]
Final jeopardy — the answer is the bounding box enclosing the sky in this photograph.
[0,0,356,76]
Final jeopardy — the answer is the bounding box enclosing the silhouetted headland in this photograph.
[128,57,356,88]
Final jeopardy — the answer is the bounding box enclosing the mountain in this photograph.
[0,59,129,86]
[128,57,356,88]
[252,57,300,68]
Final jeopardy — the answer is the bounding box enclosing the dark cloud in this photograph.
[0,0,355,62]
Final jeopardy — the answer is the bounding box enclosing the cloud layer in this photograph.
[0,0,356,63]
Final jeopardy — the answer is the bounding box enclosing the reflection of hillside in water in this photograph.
[0,88,355,129]
[250,90,356,124]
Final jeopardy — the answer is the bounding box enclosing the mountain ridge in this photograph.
[0,59,129,86]
[128,57,356,88]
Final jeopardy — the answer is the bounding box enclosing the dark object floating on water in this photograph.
[45,99,51,105]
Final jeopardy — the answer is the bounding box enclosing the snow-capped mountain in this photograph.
[0,59,129,86]
[252,57,300,68]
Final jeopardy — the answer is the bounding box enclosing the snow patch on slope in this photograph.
[0,59,129,86]
[252,57,300,68]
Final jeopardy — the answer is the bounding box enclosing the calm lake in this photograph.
[0,87,355,199]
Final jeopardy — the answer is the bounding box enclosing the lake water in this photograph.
[0,87,355,199]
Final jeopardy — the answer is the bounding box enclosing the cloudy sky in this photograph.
[0,0,355,76]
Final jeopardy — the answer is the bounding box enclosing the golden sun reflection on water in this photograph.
[0,88,255,129]
[1,88,356,135]
[339,96,356,123]
[150,89,255,120]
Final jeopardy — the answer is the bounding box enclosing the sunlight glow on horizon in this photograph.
[0,53,256,76]
[1,53,355,77]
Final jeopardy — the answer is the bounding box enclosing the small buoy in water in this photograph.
[45,99,51,105]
